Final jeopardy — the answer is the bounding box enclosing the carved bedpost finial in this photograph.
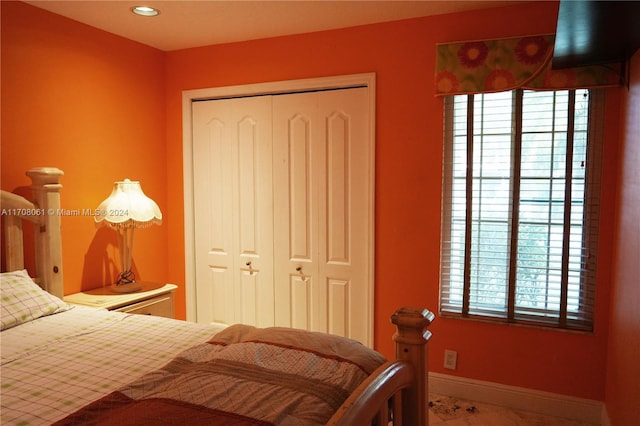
[26,167,64,186]
[391,307,434,426]
[391,307,434,345]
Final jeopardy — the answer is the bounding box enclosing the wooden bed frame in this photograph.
[1,167,433,425]
[1,167,64,297]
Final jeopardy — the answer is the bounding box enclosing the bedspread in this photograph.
[1,306,224,425]
[55,324,387,425]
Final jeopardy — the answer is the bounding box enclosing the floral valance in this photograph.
[435,35,621,96]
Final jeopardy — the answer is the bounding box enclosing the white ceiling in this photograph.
[25,1,520,51]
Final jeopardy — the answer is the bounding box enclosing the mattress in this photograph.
[1,305,224,425]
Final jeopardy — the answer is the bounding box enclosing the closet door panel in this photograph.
[288,114,313,260]
[326,111,349,263]
[290,275,311,330]
[273,92,320,328]
[273,88,371,345]
[328,278,349,337]
[192,97,274,327]
[235,113,275,327]
[324,111,351,338]
[318,88,370,343]
[193,102,235,325]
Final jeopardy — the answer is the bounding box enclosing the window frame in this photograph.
[439,88,604,331]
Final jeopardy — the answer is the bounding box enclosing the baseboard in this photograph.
[429,372,604,425]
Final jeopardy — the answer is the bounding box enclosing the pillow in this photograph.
[210,323,387,375]
[1,269,70,331]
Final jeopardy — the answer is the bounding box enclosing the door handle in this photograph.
[295,266,308,282]
[244,261,255,276]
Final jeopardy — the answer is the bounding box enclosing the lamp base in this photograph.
[110,282,142,293]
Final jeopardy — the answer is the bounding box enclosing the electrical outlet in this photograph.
[444,349,457,370]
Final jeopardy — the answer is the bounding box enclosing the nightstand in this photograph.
[64,282,177,319]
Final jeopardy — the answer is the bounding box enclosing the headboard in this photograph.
[1,167,64,298]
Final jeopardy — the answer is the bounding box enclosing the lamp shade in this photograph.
[94,179,162,228]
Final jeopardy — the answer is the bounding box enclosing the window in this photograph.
[440,89,603,330]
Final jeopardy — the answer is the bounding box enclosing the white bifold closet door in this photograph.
[191,87,371,345]
[192,96,275,328]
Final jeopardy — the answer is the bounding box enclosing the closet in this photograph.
[187,78,373,346]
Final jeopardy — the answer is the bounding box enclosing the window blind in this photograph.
[440,89,603,330]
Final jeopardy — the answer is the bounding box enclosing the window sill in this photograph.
[438,311,594,334]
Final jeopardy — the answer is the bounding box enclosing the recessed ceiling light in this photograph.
[131,6,160,17]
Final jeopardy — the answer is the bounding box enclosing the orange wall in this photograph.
[605,50,640,425]
[165,1,615,401]
[1,1,168,291]
[2,0,624,403]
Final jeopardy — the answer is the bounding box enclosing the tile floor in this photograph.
[428,394,598,426]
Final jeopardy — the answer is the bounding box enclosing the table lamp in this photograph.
[94,179,162,293]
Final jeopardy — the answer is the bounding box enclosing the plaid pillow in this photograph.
[1,269,70,330]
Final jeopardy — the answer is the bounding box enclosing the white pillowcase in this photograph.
[0,269,70,330]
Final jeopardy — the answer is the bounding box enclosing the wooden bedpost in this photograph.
[26,167,64,298]
[391,306,435,426]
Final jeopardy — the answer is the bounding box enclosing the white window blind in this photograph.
[440,89,603,330]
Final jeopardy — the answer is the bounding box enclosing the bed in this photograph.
[1,167,434,425]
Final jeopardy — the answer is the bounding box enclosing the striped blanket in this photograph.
[54,325,386,425]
